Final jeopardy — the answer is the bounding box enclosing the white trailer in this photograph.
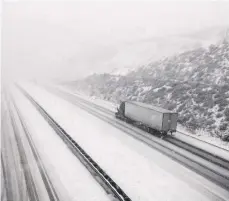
[124,101,178,133]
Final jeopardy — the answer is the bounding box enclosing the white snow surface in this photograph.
[20,83,229,201]
[11,87,110,201]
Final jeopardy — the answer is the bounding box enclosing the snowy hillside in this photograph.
[66,33,229,141]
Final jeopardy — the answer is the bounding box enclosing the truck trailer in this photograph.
[115,101,178,134]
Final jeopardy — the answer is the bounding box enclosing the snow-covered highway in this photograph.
[1,96,28,201]
[7,87,113,201]
[11,83,229,201]
[46,85,229,187]
[3,2,229,201]
[2,93,60,201]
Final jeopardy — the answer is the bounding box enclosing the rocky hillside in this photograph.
[66,36,229,140]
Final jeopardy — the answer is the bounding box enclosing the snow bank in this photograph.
[177,125,229,151]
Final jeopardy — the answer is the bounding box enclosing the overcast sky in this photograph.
[2,0,229,82]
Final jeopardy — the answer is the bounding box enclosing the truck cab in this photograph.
[115,101,126,118]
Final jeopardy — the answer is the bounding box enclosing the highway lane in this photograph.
[1,92,60,201]
[1,95,28,201]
